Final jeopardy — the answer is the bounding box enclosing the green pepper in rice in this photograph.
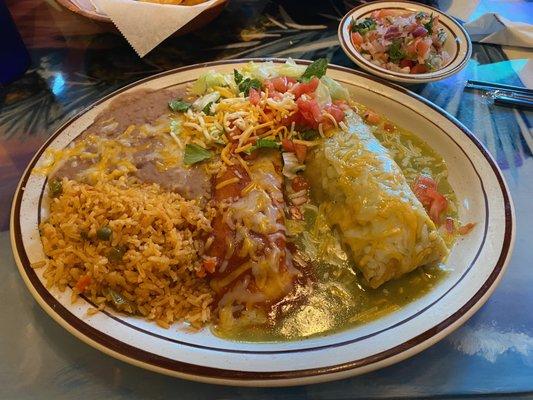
[48,178,63,198]
[106,288,133,313]
[96,226,112,241]
[107,246,126,262]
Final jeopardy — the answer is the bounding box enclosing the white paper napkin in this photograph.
[463,13,533,48]
[91,0,224,57]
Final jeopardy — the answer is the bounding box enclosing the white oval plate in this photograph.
[11,59,514,387]
[338,1,472,84]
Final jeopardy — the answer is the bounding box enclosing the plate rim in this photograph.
[10,58,515,386]
[337,0,473,83]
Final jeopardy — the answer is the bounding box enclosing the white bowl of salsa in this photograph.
[338,1,472,84]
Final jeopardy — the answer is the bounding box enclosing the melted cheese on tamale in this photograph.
[211,153,297,325]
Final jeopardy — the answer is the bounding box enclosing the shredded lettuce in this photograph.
[192,91,220,112]
[277,58,308,79]
[190,71,229,95]
[239,58,307,81]
[170,119,181,136]
[320,76,350,101]
[315,80,332,108]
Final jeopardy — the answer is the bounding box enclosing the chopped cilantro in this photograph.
[239,78,262,96]
[202,102,214,115]
[388,40,405,63]
[437,29,447,45]
[48,178,63,198]
[300,129,319,141]
[168,99,191,112]
[350,18,377,35]
[170,119,181,135]
[233,69,244,84]
[245,138,280,154]
[415,11,428,20]
[424,13,434,34]
[299,58,328,83]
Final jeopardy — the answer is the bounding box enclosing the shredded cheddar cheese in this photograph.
[235,154,252,178]
[322,111,339,129]
[220,143,234,166]
[215,177,240,190]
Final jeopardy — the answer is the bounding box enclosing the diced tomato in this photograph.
[264,76,296,97]
[282,138,295,152]
[261,81,278,99]
[249,88,260,105]
[75,275,91,292]
[271,78,287,93]
[428,194,447,224]
[323,103,345,123]
[243,150,259,161]
[415,37,432,59]
[415,175,437,190]
[333,99,347,107]
[294,143,308,163]
[406,39,419,57]
[351,31,363,47]
[445,217,455,234]
[278,107,299,126]
[263,79,274,92]
[291,175,309,192]
[410,63,428,74]
[372,9,397,18]
[203,257,217,274]
[412,175,448,224]
[364,110,381,125]
[458,223,476,235]
[296,97,322,128]
[384,122,395,132]
[290,77,319,99]
[286,76,297,85]
[399,59,416,68]
[272,76,290,93]
[412,175,437,205]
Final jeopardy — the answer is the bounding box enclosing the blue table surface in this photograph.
[1,0,532,398]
